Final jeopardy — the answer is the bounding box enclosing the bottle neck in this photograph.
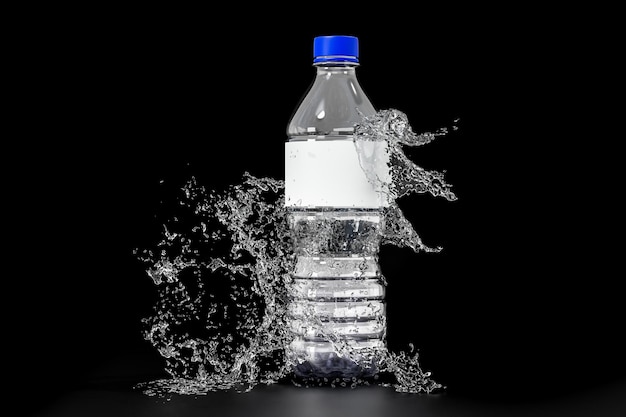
[313,61,359,74]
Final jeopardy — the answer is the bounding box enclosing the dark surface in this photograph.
[33,352,626,417]
[16,6,623,417]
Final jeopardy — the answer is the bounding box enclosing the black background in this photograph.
[16,6,624,416]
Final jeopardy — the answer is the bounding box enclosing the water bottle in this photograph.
[284,35,390,379]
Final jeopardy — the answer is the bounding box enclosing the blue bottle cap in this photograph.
[313,35,359,64]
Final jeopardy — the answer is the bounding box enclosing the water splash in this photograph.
[135,109,456,396]
[355,108,457,202]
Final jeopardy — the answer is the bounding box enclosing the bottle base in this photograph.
[288,339,384,379]
[292,353,380,379]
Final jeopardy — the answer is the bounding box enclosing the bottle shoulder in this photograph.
[287,70,375,137]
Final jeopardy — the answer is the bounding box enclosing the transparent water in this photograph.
[287,209,385,379]
[134,109,457,396]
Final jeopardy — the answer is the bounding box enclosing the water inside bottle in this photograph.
[135,109,457,396]
[287,209,386,378]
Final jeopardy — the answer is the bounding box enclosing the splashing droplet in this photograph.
[135,109,455,396]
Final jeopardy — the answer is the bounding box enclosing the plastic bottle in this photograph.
[284,35,390,379]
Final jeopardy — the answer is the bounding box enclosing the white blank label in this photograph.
[284,140,390,208]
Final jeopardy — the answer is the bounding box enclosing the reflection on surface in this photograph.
[37,377,626,417]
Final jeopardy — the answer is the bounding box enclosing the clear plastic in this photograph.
[285,59,387,379]
[288,63,376,138]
